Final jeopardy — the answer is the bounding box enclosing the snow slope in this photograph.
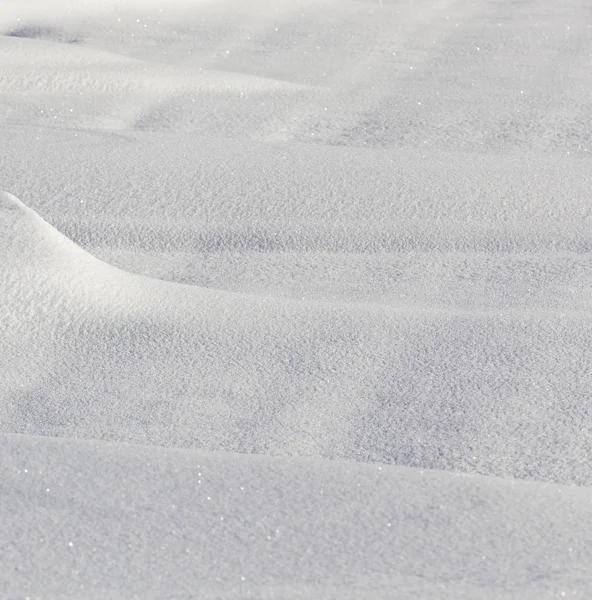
[2,433,592,600]
[1,0,592,597]
[2,190,591,483]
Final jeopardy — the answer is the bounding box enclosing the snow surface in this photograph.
[1,0,592,597]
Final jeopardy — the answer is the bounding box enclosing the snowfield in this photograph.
[1,0,592,598]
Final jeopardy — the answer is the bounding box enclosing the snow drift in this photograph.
[2,433,591,599]
[2,191,591,485]
[2,0,592,597]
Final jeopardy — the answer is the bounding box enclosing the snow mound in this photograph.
[0,190,103,269]
[1,193,592,485]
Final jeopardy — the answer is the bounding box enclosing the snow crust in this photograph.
[1,0,592,597]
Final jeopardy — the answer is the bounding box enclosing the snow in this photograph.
[1,0,592,598]
[2,434,592,600]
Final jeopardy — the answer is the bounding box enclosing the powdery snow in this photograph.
[2,433,592,599]
[1,0,592,598]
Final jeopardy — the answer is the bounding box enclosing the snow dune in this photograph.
[2,190,591,484]
[2,0,592,597]
[2,433,592,600]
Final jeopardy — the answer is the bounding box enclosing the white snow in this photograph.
[1,0,592,598]
[2,433,592,600]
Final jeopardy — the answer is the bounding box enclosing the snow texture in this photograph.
[1,0,592,598]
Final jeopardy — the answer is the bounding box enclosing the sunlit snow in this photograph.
[1,0,592,598]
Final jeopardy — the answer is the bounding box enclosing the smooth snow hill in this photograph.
[2,191,591,484]
[2,433,591,600]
